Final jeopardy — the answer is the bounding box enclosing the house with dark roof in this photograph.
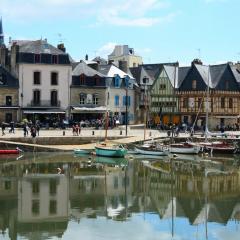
[0,65,19,123]
[70,61,138,125]
[178,61,240,129]
[9,39,72,124]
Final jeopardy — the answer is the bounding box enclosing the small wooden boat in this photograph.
[95,144,127,158]
[74,149,91,155]
[169,142,201,154]
[134,143,169,156]
[199,141,236,154]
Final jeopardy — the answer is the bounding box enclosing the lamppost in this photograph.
[125,77,129,136]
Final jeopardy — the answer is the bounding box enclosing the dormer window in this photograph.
[143,77,149,84]
[114,76,120,87]
[52,55,58,64]
[80,74,85,85]
[192,80,197,89]
[225,81,229,90]
[160,84,166,90]
[94,75,99,85]
[35,54,40,63]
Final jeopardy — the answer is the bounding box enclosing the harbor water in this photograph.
[0,152,240,240]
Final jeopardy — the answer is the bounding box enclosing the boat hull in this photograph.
[169,144,201,154]
[134,146,168,156]
[0,149,20,154]
[95,146,127,157]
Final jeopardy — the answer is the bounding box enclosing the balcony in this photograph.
[28,100,61,107]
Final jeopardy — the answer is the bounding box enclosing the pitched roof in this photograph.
[230,65,240,83]
[194,64,212,88]
[209,64,228,88]
[98,64,134,79]
[72,61,106,77]
[14,39,67,55]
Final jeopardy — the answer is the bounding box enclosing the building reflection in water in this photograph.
[0,153,239,239]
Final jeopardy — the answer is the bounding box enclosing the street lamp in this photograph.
[125,76,129,136]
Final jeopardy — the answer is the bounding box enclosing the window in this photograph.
[49,179,57,195]
[5,113,12,123]
[32,200,40,215]
[93,94,99,105]
[225,81,229,90]
[80,74,85,85]
[51,90,58,106]
[32,181,39,194]
[115,95,119,106]
[49,200,57,214]
[114,76,120,87]
[143,77,149,84]
[52,55,58,64]
[80,93,86,104]
[229,98,233,108]
[160,84,166,90]
[51,72,58,85]
[33,90,41,105]
[123,96,131,106]
[221,97,225,108]
[34,54,40,63]
[6,96,12,106]
[198,98,202,108]
[183,98,188,108]
[33,71,41,85]
[192,80,197,89]
[4,181,11,190]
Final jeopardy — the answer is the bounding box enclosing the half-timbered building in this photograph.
[177,61,240,129]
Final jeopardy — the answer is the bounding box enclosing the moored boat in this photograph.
[74,149,92,155]
[95,144,127,158]
[199,141,236,154]
[134,144,169,156]
[169,142,201,154]
[0,149,20,154]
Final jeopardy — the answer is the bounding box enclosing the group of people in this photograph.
[72,123,81,136]
[23,122,40,138]
[1,121,15,136]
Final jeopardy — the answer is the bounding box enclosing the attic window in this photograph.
[52,55,58,64]
[160,84,166,90]
[143,77,149,84]
[192,80,197,89]
[80,74,85,85]
[35,54,40,63]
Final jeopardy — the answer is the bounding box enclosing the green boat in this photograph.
[95,145,127,158]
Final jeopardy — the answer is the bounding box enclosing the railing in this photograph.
[29,100,61,107]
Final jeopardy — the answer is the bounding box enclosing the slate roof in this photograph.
[92,56,107,65]
[230,65,240,83]
[72,61,106,77]
[0,64,18,87]
[129,67,141,84]
[14,39,67,55]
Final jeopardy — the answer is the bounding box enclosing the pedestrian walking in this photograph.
[31,126,36,138]
[9,121,15,133]
[23,124,28,137]
[36,123,40,136]
[1,122,5,136]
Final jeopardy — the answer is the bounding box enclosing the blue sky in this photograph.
[0,0,239,65]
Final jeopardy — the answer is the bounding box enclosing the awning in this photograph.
[0,106,19,109]
[71,106,106,113]
[23,110,65,114]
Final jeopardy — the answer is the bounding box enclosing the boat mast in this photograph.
[205,66,210,142]
[105,87,110,141]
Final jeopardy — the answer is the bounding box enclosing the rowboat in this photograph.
[0,149,20,154]
[95,145,127,158]
[134,143,169,156]
[74,149,91,155]
[168,142,201,154]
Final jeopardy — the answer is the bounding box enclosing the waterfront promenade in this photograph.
[0,126,188,152]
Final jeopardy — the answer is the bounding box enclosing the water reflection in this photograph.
[0,153,239,240]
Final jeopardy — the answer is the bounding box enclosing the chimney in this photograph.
[85,54,88,61]
[119,60,128,73]
[108,59,114,65]
[192,58,203,66]
[57,43,66,53]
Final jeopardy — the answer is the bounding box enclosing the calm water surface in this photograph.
[0,152,240,240]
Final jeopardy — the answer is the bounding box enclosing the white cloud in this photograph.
[0,0,178,27]
[96,42,117,58]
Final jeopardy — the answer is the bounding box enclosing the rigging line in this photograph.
[191,89,207,132]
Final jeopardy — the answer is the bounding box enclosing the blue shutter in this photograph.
[123,96,126,106]
[128,96,131,106]
[115,95,119,106]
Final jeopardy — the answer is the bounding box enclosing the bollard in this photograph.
[92,131,95,135]
[63,130,65,136]
[120,130,122,135]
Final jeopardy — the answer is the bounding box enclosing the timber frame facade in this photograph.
[150,61,240,130]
